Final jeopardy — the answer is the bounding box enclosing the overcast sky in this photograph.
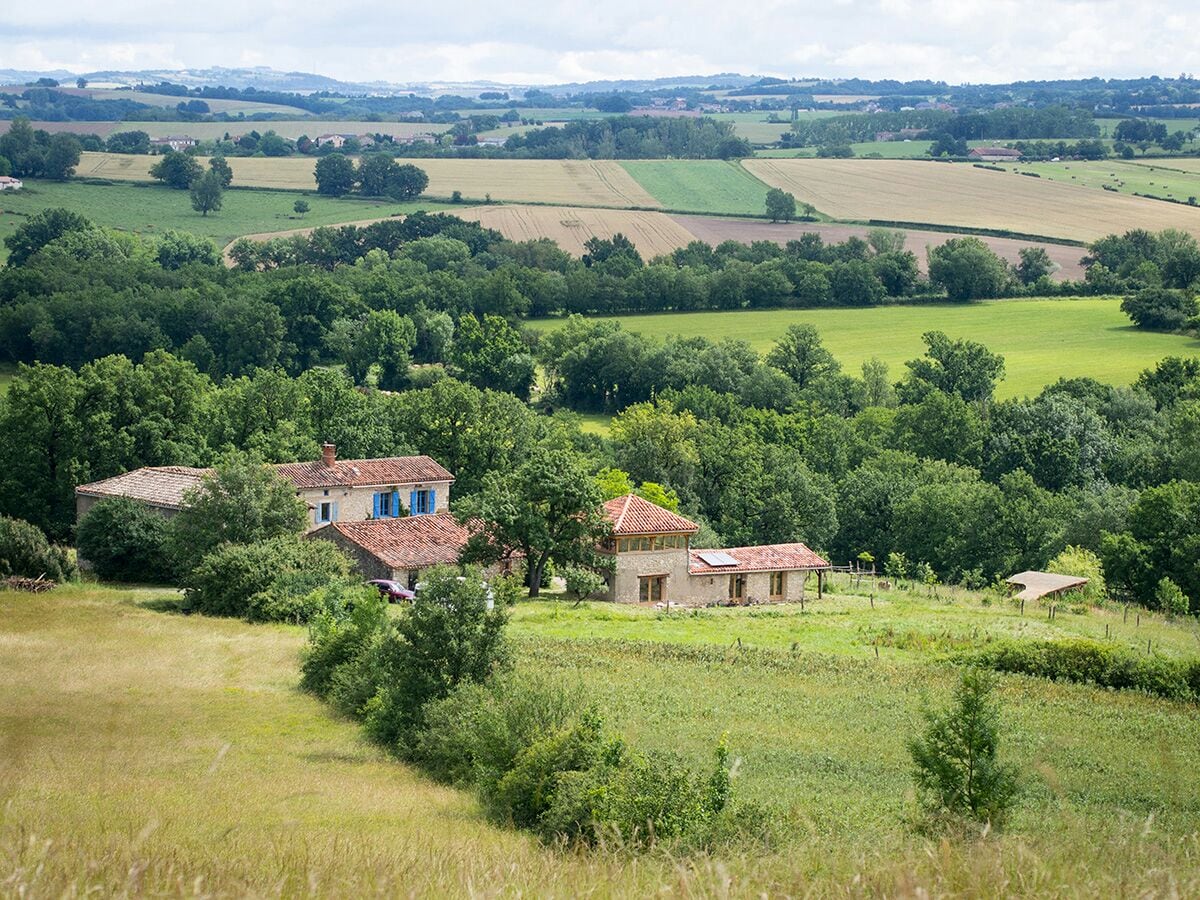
[6,1,1199,85]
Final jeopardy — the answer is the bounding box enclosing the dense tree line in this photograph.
[786,107,1098,148]
[0,117,81,179]
[4,330,1198,614]
[501,116,752,159]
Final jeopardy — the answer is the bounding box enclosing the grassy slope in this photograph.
[3,586,1198,896]
[529,299,1200,400]
[620,160,771,215]
[0,180,450,260]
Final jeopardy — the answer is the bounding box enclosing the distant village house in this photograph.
[150,136,198,152]
[0,176,24,191]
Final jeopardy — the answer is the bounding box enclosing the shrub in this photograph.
[1155,577,1190,617]
[300,591,390,698]
[76,498,174,583]
[908,669,1019,825]
[489,711,614,831]
[166,455,308,575]
[361,566,510,751]
[562,566,607,601]
[1121,287,1198,330]
[1047,545,1106,604]
[971,638,1197,702]
[182,536,351,620]
[0,516,74,581]
[413,672,583,788]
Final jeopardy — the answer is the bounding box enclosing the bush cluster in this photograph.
[301,566,747,849]
[0,515,74,582]
[182,535,352,622]
[970,638,1200,703]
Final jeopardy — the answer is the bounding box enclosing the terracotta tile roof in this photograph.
[316,514,482,569]
[603,494,699,536]
[75,466,211,510]
[274,456,454,490]
[688,543,829,574]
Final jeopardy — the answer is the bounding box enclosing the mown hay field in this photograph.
[2,586,1198,896]
[742,158,1200,242]
[83,88,308,116]
[999,160,1200,203]
[74,152,662,207]
[457,205,697,258]
[529,298,1200,399]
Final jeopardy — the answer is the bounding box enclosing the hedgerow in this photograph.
[967,638,1200,703]
[300,565,749,849]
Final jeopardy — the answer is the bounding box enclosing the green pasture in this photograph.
[2,585,1198,894]
[529,298,1200,400]
[621,159,772,215]
[0,180,453,260]
[1002,159,1200,203]
[0,365,14,396]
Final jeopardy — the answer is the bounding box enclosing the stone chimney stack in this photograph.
[321,443,336,468]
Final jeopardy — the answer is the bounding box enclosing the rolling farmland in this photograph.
[0,180,444,260]
[73,152,663,207]
[529,298,1199,398]
[457,205,698,257]
[742,158,1200,241]
[621,160,771,215]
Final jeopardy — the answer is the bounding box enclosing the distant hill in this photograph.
[0,66,762,98]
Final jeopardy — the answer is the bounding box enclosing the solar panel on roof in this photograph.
[698,551,739,567]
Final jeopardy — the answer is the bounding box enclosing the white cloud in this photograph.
[5,0,1200,84]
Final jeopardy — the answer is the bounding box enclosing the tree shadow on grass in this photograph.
[134,595,188,615]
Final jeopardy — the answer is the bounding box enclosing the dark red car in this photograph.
[367,579,416,602]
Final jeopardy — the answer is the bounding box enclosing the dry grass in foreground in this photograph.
[1,586,1197,897]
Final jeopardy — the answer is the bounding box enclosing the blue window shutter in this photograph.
[429,489,437,513]
[409,489,418,516]
[372,493,381,519]
[332,501,339,521]
[392,490,401,518]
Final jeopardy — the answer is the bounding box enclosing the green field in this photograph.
[1001,159,1200,203]
[530,299,1200,399]
[0,180,452,260]
[3,585,1197,895]
[0,365,14,396]
[621,159,772,215]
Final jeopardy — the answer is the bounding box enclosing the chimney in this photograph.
[321,443,336,468]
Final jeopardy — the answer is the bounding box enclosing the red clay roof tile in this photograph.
[275,456,453,490]
[317,514,477,569]
[602,494,699,536]
[688,543,829,574]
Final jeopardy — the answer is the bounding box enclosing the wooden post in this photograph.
[817,569,824,600]
[1137,612,1141,627]
[1106,623,1110,639]
[1124,605,1128,623]
[870,593,875,610]
[1147,638,1152,655]
[1020,597,1025,616]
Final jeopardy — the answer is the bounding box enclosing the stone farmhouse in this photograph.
[599,494,829,605]
[75,448,830,605]
[75,444,452,530]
